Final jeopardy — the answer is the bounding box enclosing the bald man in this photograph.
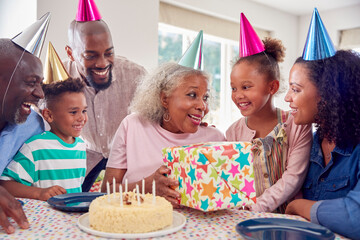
[64,20,146,191]
[0,39,45,234]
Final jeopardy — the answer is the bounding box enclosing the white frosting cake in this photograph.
[89,192,173,233]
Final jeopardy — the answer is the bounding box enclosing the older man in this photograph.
[0,39,45,234]
[64,18,146,191]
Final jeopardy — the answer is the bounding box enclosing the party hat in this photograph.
[43,42,70,84]
[302,8,336,60]
[11,12,51,58]
[239,13,265,58]
[178,30,203,70]
[76,0,102,22]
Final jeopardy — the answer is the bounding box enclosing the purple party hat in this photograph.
[239,13,265,58]
[76,0,102,22]
[302,8,336,60]
[11,12,51,58]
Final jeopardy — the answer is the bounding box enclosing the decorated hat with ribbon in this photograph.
[44,42,70,84]
[178,30,203,70]
[302,8,336,61]
[76,0,102,22]
[239,13,265,58]
[11,12,51,58]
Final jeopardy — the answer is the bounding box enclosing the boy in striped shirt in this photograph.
[0,78,87,201]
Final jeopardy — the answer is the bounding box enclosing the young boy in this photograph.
[0,78,87,201]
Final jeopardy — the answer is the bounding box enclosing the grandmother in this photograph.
[101,62,225,205]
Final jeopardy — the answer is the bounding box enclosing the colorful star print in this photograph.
[163,142,256,211]
[188,166,196,184]
[228,163,240,178]
[222,144,238,159]
[241,179,255,197]
[185,180,194,195]
[200,199,209,211]
[201,179,217,199]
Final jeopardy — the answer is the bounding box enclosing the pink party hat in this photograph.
[239,13,265,58]
[76,0,102,22]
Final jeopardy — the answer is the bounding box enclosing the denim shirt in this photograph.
[0,110,44,175]
[303,131,360,239]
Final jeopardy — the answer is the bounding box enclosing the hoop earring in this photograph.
[163,111,171,122]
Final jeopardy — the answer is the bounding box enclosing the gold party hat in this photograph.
[43,42,70,84]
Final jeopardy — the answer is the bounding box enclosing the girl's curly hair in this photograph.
[233,37,286,81]
[295,50,360,147]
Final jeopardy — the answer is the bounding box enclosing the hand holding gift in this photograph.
[163,142,256,211]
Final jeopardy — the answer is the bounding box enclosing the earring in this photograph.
[163,111,171,122]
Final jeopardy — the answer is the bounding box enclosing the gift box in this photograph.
[163,142,256,211]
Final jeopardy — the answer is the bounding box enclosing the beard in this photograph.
[13,107,27,124]
[85,67,113,91]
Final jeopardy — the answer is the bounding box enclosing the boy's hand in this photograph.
[37,186,67,201]
[0,186,29,234]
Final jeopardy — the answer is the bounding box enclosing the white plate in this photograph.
[77,211,186,238]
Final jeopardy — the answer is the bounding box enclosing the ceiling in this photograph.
[251,0,360,15]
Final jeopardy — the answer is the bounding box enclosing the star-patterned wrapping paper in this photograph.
[163,142,256,212]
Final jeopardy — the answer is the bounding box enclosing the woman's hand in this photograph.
[153,166,181,207]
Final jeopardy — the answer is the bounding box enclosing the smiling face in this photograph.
[0,52,44,126]
[161,74,209,134]
[285,63,320,125]
[230,61,278,117]
[68,21,114,91]
[44,92,88,144]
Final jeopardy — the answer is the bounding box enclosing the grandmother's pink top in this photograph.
[107,113,226,183]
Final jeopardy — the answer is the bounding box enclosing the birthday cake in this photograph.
[89,192,173,233]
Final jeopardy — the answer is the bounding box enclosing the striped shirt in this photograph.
[1,131,86,193]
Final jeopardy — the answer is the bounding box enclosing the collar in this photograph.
[311,131,354,164]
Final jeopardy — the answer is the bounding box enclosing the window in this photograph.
[158,23,242,132]
[158,2,270,132]
[339,27,360,50]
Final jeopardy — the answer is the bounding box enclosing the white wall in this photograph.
[298,4,360,53]
[0,0,158,71]
[0,0,37,38]
[36,0,159,71]
[1,0,359,86]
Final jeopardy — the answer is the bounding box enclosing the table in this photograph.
[2,198,347,239]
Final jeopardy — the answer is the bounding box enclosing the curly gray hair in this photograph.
[129,62,209,123]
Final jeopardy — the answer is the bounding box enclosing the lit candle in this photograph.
[106,181,110,203]
[119,184,123,207]
[152,179,156,204]
[113,177,116,199]
[125,179,128,193]
[136,184,140,205]
[142,178,145,196]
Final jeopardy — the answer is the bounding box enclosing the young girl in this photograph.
[226,13,312,213]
